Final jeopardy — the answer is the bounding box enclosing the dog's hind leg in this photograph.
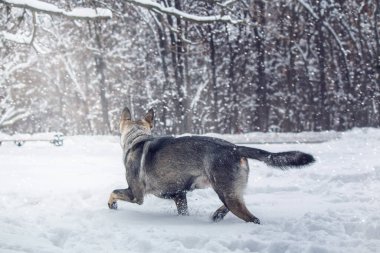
[173,192,189,216]
[211,205,229,222]
[212,191,260,223]
[211,158,260,224]
[223,197,260,224]
[108,188,142,209]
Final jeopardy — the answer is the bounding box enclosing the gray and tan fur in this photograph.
[108,107,315,223]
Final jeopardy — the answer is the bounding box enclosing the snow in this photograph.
[0,132,63,142]
[0,129,379,253]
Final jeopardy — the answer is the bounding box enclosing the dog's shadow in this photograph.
[107,206,244,227]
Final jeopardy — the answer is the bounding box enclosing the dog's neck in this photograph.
[121,125,151,151]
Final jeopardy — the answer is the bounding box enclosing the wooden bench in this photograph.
[0,133,64,147]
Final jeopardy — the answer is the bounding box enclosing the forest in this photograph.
[0,0,379,135]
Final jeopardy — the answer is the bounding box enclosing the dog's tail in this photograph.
[237,146,315,169]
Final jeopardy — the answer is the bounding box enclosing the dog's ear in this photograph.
[144,108,154,128]
[121,107,132,121]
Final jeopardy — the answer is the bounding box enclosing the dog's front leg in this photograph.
[108,188,142,209]
[173,192,189,216]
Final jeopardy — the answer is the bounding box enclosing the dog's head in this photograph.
[119,107,154,146]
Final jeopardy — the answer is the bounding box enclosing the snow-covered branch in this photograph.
[1,13,41,51]
[0,107,30,128]
[59,55,87,101]
[125,0,242,24]
[296,0,347,54]
[0,0,112,19]
[0,31,33,44]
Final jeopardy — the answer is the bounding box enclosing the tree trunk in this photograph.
[155,13,170,133]
[208,24,219,132]
[315,8,328,131]
[93,20,111,134]
[253,0,268,132]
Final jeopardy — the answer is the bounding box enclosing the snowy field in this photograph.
[0,129,379,253]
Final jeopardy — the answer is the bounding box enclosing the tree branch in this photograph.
[297,0,346,52]
[0,0,112,19]
[0,31,32,44]
[125,0,243,24]
[0,11,38,46]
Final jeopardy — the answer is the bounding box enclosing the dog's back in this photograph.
[141,136,242,197]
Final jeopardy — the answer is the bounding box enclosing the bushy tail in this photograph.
[237,146,315,169]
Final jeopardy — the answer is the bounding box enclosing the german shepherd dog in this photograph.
[108,108,315,224]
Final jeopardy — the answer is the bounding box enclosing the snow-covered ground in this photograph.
[0,129,379,253]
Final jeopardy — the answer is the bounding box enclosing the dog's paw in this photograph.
[108,201,118,210]
[178,211,190,216]
[252,217,261,224]
[211,213,224,222]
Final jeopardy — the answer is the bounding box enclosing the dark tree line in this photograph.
[1,0,379,135]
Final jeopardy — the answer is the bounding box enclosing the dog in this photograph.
[108,107,315,224]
